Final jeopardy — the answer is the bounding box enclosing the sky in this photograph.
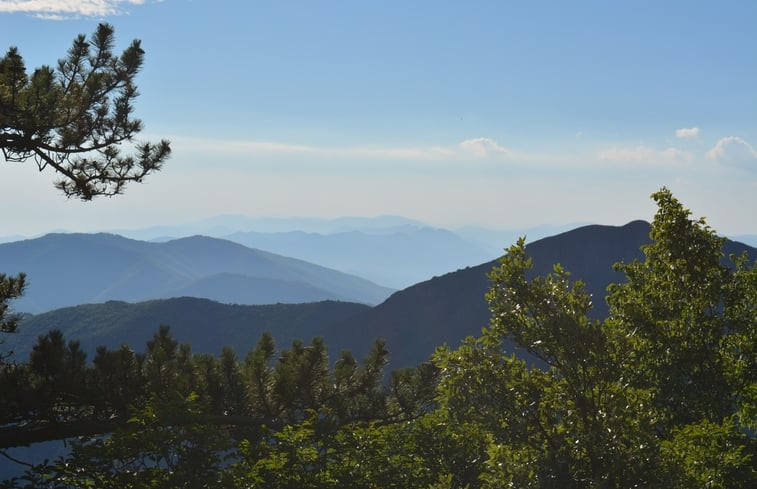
[1,0,756,237]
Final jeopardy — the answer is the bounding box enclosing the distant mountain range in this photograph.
[7,215,754,291]
[110,215,587,266]
[0,233,393,314]
[5,221,755,370]
[112,215,432,240]
[221,228,493,289]
[0,234,25,245]
[111,216,591,289]
[732,234,757,248]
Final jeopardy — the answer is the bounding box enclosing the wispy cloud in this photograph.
[173,136,519,163]
[174,133,757,177]
[0,0,147,18]
[458,137,511,158]
[706,136,757,170]
[597,145,693,166]
[675,127,700,139]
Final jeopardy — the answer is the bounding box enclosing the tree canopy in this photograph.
[0,23,170,200]
[435,188,756,487]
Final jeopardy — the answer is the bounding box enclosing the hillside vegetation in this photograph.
[6,298,369,362]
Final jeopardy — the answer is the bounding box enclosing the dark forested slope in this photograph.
[330,220,756,368]
[8,298,370,360]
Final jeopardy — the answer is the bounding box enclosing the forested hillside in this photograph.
[5,298,370,362]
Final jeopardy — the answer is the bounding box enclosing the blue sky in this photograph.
[1,0,756,236]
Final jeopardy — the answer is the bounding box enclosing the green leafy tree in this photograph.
[435,188,756,488]
[0,23,170,200]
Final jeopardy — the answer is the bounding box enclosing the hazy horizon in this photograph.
[2,1,755,236]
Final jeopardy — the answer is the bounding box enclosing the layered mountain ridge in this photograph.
[0,233,393,314]
[6,220,755,370]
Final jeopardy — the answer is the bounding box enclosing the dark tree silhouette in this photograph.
[0,23,170,200]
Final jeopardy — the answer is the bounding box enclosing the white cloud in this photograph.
[458,137,511,158]
[226,140,319,155]
[30,12,67,19]
[597,145,693,165]
[173,136,512,163]
[675,127,700,139]
[706,136,757,170]
[0,0,146,18]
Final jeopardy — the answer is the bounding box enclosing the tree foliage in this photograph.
[435,188,756,487]
[0,326,438,487]
[0,273,25,335]
[0,23,170,200]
